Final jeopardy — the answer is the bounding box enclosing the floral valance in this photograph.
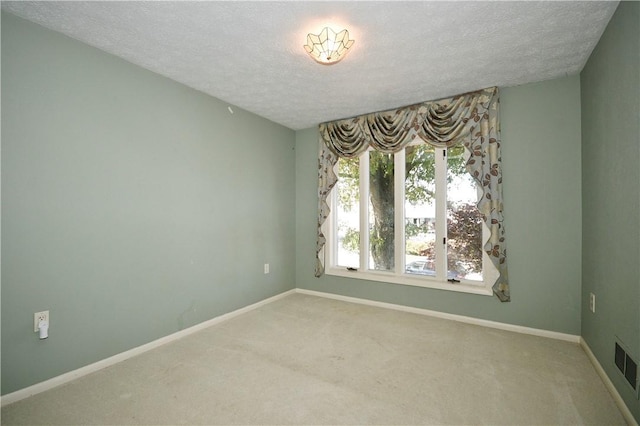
[316,86,510,302]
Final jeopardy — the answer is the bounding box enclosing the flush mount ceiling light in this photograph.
[304,27,354,65]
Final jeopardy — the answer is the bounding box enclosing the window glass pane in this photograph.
[369,151,394,271]
[446,145,483,281]
[336,157,359,268]
[404,145,436,277]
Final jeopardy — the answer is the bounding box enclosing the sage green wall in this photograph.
[1,13,296,395]
[581,1,640,420]
[296,75,582,335]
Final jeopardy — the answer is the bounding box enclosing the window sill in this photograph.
[325,267,494,297]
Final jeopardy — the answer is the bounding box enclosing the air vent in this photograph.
[614,340,638,394]
[615,342,625,372]
[625,354,637,390]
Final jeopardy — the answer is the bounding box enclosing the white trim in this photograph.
[360,151,369,270]
[580,338,639,426]
[435,147,447,281]
[12,287,628,420]
[0,289,297,407]
[295,288,580,343]
[325,266,494,296]
[394,151,405,274]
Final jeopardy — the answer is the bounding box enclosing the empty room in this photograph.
[1,1,639,425]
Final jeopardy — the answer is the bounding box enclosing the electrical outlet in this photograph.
[264,263,270,274]
[34,310,49,332]
[589,293,596,313]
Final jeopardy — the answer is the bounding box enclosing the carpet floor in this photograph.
[1,293,627,425]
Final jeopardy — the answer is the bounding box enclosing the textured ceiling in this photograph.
[2,1,619,130]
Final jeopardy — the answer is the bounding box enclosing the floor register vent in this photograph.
[614,340,638,396]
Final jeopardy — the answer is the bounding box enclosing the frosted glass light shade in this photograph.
[304,27,354,65]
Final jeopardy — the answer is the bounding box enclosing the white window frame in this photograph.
[324,143,497,297]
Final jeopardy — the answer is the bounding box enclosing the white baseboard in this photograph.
[1,289,296,407]
[295,288,581,343]
[580,338,638,426]
[3,287,608,412]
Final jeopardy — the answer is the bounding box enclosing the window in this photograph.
[316,87,508,301]
[326,141,498,296]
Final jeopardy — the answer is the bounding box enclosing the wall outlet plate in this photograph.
[34,310,49,332]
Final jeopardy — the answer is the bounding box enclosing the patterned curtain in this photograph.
[315,86,509,302]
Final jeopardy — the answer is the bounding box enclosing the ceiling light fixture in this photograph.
[304,27,354,65]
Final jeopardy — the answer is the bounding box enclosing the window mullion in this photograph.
[394,149,405,276]
[435,148,448,280]
[359,151,369,271]
[327,173,337,267]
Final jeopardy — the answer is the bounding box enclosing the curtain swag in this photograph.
[315,86,510,302]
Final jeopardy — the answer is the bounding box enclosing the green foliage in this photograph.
[337,157,359,211]
[405,221,428,238]
[405,145,436,204]
[337,143,476,273]
[339,226,360,253]
[446,145,468,179]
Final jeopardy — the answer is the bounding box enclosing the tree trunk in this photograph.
[369,153,395,270]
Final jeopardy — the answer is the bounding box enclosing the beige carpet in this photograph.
[1,293,627,425]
